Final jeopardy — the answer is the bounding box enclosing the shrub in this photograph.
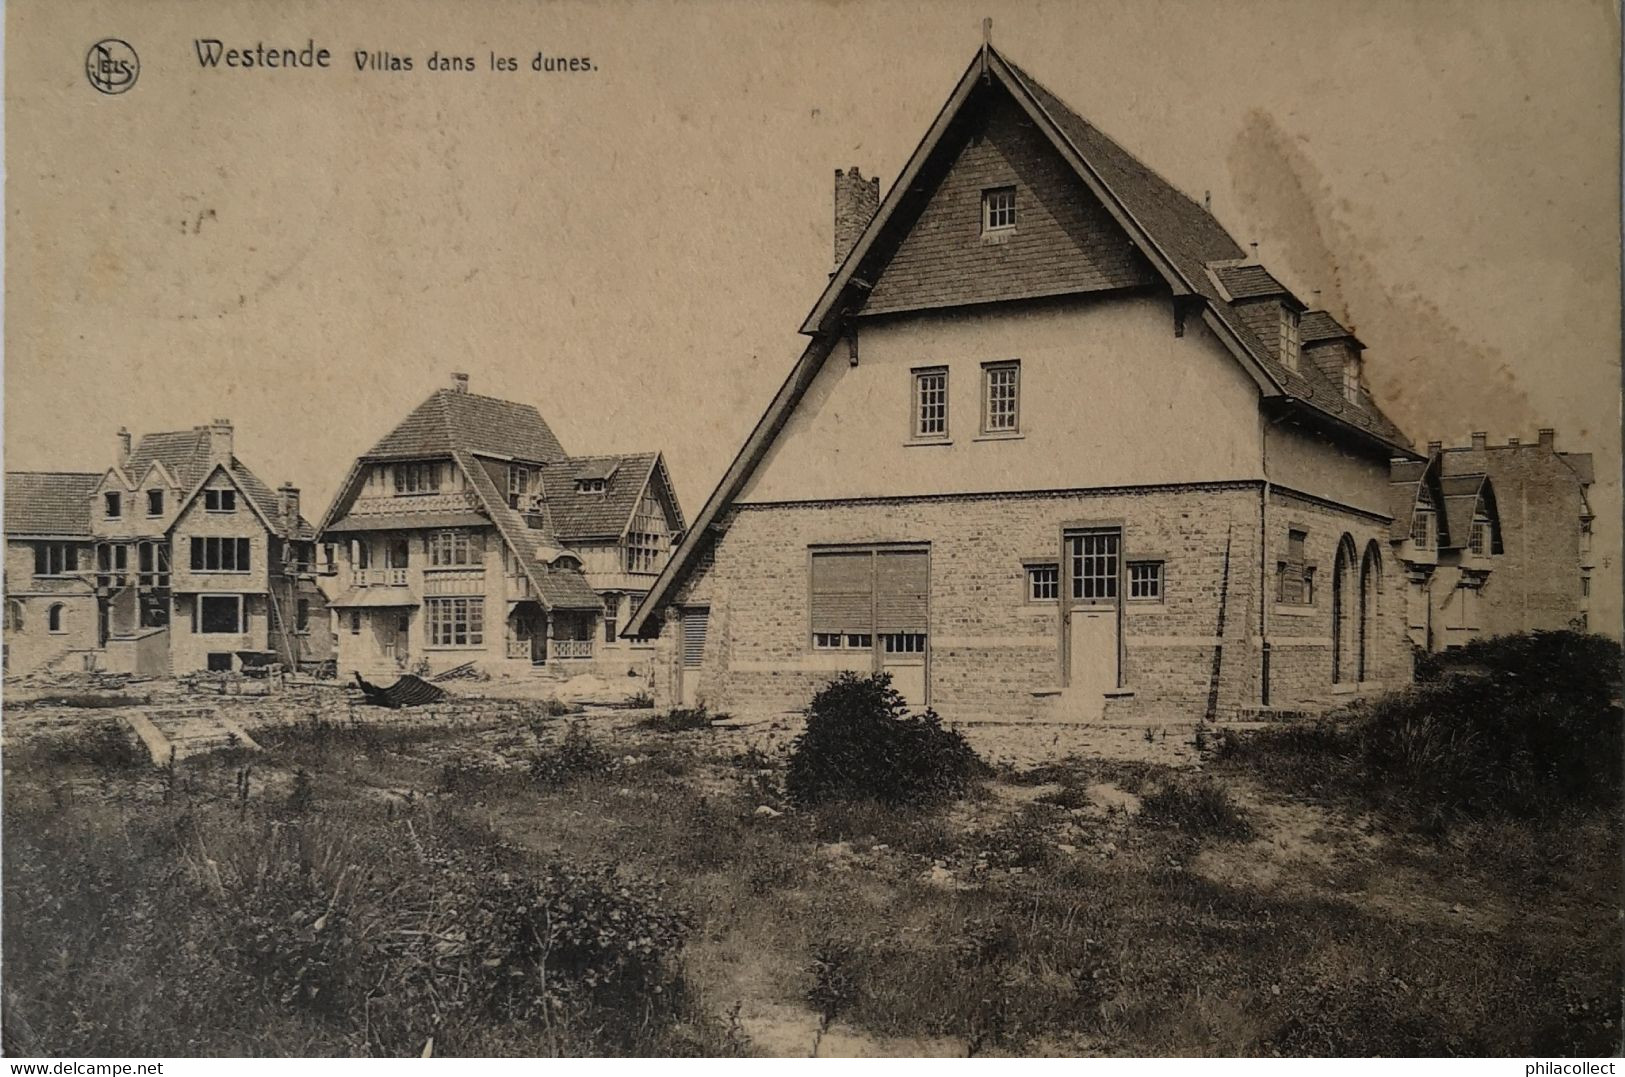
[32,721,145,772]
[785,672,987,808]
[1226,630,1623,825]
[528,723,617,786]
[1139,776,1255,840]
[639,705,721,733]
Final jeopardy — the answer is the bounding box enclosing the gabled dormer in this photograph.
[1209,263,1307,372]
[1300,311,1366,407]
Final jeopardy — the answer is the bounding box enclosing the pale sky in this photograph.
[6,0,1621,629]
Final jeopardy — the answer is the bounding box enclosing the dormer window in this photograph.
[576,478,607,494]
[1342,354,1361,405]
[1410,507,1434,550]
[1469,515,1491,556]
[1279,308,1301,372]
[104,492,122,519]
[394,461,440,495]
[508,464,533,510]
[981,187,1016,235]
[146,489,164,516]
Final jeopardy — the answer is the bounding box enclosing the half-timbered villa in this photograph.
[3,421,328,676]
[316,374,683,679]
[626,42,1421,722]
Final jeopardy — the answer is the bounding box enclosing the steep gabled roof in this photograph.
[366,389,568,463]
[626,43,1414,636]
[1213,264,1292,300]
[125,429,212,489]
[452,450,601,611]
[546,453,679,544]
[1301,310,1360,346]
[4,472,101,536]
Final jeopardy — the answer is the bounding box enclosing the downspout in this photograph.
[1259,413,1271,707]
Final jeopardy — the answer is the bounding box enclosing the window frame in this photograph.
[47,603,66,634]
[1025,562,1060,603]
[425,596,485,648]
[146,489,165,517]
[196,594,245,635]
[104,492,122,519]
[981,186,1017,234]
[1276,528,1314,606]
[33,542,79,578]
[1127,560,1165,603]
[394,461,441,496]
[1279,307,1301,371]
[189,536,252,573]
[203,488,238,513]
[981,360,1021,436]
[911,366,949,441]
[427,529,476,567]
[1342,354,1361,404]
[1410,508,1434,550]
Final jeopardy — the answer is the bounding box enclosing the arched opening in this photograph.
[1331,535,1357,683]
[47,603,65,633]
[5,599,24,631]
[1358,542,1382,683]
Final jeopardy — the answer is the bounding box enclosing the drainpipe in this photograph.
[1259,413,1271,707]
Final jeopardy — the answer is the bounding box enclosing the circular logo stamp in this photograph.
[86,39,139,95]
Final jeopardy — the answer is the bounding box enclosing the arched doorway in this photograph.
[1358,542,1382,683]
[1331,535,1357,683]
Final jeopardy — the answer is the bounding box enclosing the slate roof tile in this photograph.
[4,472,102,536]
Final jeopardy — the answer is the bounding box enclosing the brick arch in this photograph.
[1358,541,1383,683]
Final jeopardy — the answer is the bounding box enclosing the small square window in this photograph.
[912,367,948,439]
[1027,564,1059,602]
[1128,561,1163,601]
[982,361,1020,434]
[982,187,1016,233]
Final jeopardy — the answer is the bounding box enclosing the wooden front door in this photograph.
[1063,529,1121,721]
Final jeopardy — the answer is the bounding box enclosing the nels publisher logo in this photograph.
[86,38,139,94]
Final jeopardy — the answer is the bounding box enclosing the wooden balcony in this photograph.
[551,639,594,660]
[352,568,409,587]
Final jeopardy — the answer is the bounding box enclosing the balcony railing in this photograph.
[551,639,594,660]
[353,567,409,587]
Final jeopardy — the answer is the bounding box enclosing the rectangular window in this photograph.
[394,462,440,495]
[33,543,78,577]
[1128,561,1164,601]
[1469,519,1488,556]
[204,488,237,513]
[426,596,485,647]
[1277,528,1312,604]
[296,599,310,632]
[1410,509,1434,550]
[428,530,476,566]
[913,367,948,439]
[104,492,121,518]
[197,594,243,634]
[508,465,531,510]
[602,594,619,643]
[1067,531,1119,602]
[349,610,361,635]
[190,536,252,572]
[982,361,1020,434]
[881,632,927,654]
[809,547,928,652]
[146,489,164,516]
[1343,356,1361,404]
[982,186,1016,233]
[1027,564,1059,602]
[625,495,670,573]
[1279,308,1300,371]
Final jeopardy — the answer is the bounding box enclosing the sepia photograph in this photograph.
[1,0,1620,1061]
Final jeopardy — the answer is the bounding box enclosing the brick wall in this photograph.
[862,92,1155,316]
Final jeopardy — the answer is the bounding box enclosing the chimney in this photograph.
[1538,427,1555,449]
[206,419,233,464]
[277,482,301,535]
[1426,440,1442,455]
[1470,431,1487,451]
[116,427,132,464]
[450,372,470,394]
[833,167,880,270]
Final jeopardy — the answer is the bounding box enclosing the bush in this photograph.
[639,705,721,733]
[785,673,987,808]
[1227,630,1623,824]
[528,724,617,786]
[32,721,145,772]
[1139,776,1255,840]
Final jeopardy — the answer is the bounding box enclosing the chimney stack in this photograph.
[1538,427,1555,449]
[833,167,880,270]
[206,419,233,464]
[277,482,301,535]
[1470,431,1488,451]
[117,427,132,465]
[450,372,470,394]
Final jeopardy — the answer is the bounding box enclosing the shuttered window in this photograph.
[809,547,929,645]
[680,607,709,669]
